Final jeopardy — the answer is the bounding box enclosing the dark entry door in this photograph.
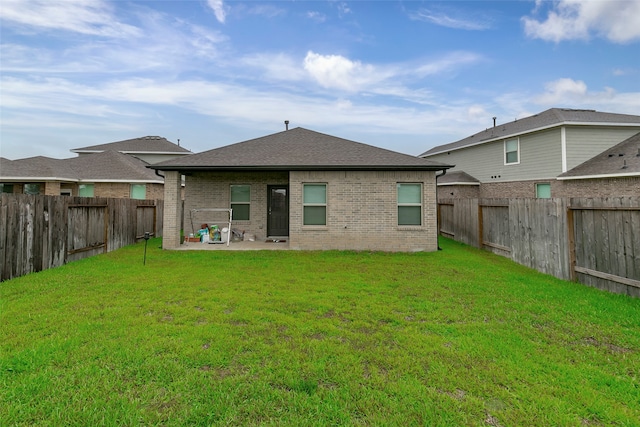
[267,186,289,236]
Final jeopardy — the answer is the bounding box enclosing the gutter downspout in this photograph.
[435,169,447,251]
[155,169,165,179]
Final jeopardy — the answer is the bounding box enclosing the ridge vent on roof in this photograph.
[559,108,596,112]
[142,136,163,140]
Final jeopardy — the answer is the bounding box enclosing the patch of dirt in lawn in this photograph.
[583,336,633,354]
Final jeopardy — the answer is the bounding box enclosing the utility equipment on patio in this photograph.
[189,208,233,246]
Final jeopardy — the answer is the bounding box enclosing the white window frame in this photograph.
[535,182,551,199]
[302,183,327,226]
[397,183,423,226]
[230,184,251,221]
[504,138,520,165]
[130,184,146,200]
[78,183,95,197]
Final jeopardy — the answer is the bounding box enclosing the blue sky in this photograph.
[1,0,639,160]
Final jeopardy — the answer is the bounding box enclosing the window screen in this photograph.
[397,183,422,226]
[130,184,146,200]
[79,184,94,197]
[536,183,551,199]
[303,184,326,225]
[505,139,519,164]
[231,185,251,220]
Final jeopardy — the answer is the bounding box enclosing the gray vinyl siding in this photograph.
[565,126,640,170]
[425,128,561,182]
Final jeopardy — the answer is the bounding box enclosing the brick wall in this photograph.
[437,184,480,201]
[93,182,164,200]
[478,177,640,199]
[555,177,640,198]
[176,170,440,252]
[289,170,438,252]
[163,171,182,248]
[184,172,289,240]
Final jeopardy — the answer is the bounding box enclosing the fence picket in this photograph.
[0,194,163,281]
[438,196,640,296]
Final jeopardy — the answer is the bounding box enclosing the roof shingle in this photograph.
[151,127,452,171]
[72,136,191,154]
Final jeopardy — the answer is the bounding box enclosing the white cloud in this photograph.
[207,0,227,24]
[522,0,640,43]
[239,53,307,82]
[409,9,491,30]
[413,52,482,77]
[0,0,140,37]
[303,51,386,92]
[533,78,640,113]
[336,2,351,16]
[307,11,327,23]
[0,11,226,75]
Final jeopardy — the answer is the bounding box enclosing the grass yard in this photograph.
[1,238,639,426]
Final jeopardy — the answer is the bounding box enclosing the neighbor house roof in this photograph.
[0,156,76,181]
[558,132,640,180]
[436,171,480,186]
[71,135,191,155]
[421,108,640,157]
[0,151,163,183]
[150,127,453,172]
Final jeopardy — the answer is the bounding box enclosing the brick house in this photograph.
[1,136,190,199]
[420,108,640,200]
[556,131,640,197]
[151,128,452,251]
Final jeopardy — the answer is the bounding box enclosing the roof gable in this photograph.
[558,132,640,179]
[71,136,191,154]
[151,127,452,171]
[421,108,640,157]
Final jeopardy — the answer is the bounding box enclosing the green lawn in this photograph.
[1,238,639,426]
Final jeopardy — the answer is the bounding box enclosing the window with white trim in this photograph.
[303,183,326,226]
[78,184,94,197]
[230,184,251,221]
[130,184,146,200]
[536,183,551,199]
[397,183,422,226]
[505,138,520,165]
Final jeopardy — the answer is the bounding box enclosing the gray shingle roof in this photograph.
[71,136,191,154]
[0,151,162,182]
[558,132,640,179]
[421,108,640,157]
[151,127,453,172]
[437,171,480,185]
[1,156,75,180]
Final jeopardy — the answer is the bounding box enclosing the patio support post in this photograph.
[163,171,182,249]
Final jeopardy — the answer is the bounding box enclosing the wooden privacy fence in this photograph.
[0,194,163,281]
[438,197,640,297]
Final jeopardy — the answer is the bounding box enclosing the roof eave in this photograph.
[557,171,640,180]
[150,164,454,173]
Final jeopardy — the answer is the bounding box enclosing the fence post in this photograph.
[566,207,576,281]
[477,202,484,249]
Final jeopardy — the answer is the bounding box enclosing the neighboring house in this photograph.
[556,131,640,196]
[420,108,640,199]
[71,135,192,164]
[150,127,452,251]
[1,135,190,199]
[0,151,164,199]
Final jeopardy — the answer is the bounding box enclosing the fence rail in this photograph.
[438,197,640,297]
[0,194,163,281]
